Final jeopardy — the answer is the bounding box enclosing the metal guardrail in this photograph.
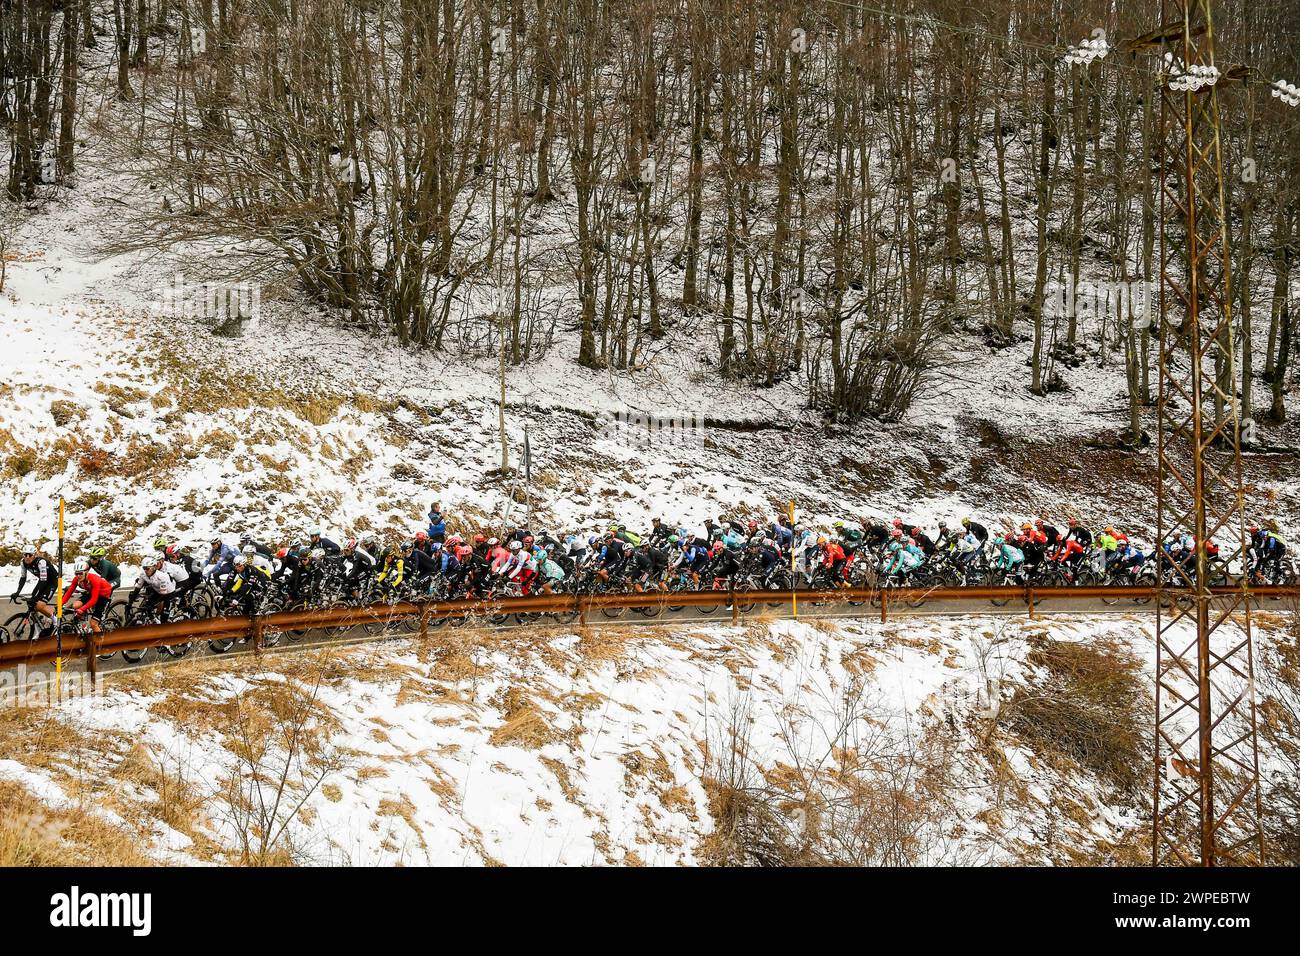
[2,583,1296,675]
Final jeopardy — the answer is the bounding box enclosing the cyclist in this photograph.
[755,538,783,585]
[224,553,273,615]
[991,536,1025,578]
[308,529,341,556]
[1049,535,1085,574]
[961,517,989,544]
[910,526,937,558]
[1248,525,1287,581]
[341,538,377,597]
[934,521,958,553]
[1113,540,1147,581]
[61,558,113,633]
[1064,518,1092,550]
[139,553,179,622]
[12,545,58,619]
[821,535,848,582]
[835,520,864,559]
[680,535,713,587]
[536,548,565,593]
[955,528,982,569]
[376,544,406,597]
[770,517,794,553]
[87,547,121,590]
[648,517,672,545]
[204,538,238,579]
[284,548,325,604]
[882,537,921,582]
[1094,527,1120,569]
[597,532,629,584]
[406,539,439,594]
[1035,519,1062,549]
[163,544,201,604]
[431,541,463,593]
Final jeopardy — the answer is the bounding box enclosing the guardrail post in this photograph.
[87,629,99,689]
[251,614,263,655]
[419,603,430,642]
[578,594,587,626]
[880,590,888,623]
[1027,587,1036,620]
[730,590,738,624]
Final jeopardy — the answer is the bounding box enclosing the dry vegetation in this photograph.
[1006,635,1150,799]
[699,677,968,866]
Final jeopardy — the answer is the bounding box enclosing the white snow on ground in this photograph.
[9,610,1282,867]
[4,179,1298,581]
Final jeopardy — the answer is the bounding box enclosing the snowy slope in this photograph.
[4,178,1298,578]
[4,610,1292,866]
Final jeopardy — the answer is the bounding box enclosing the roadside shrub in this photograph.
[1008,636,1149,798]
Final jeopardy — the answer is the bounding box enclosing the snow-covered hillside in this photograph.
[0,615,1174,865]
[4,610,1295,866]
[3,171,1297,573]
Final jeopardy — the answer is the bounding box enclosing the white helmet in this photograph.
[310,548,325,561]
[233,554,248,568]
[22,544,37,557]
[508,540,521,551]
[149,552,166,566]
[242,543,256,555]
[73,557,88,574]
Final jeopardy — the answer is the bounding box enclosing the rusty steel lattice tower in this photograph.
[1153,0,1263,866]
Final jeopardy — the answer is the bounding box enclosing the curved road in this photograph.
[6,587,1291,693]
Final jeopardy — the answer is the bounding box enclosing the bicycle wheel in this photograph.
[599,586,627,619]
[3,612,36,643]
[122,644,149,663]
[906,580,929,609]
[694,584,721,616]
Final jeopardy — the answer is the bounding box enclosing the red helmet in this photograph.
[415,531,428,542]
[276,548,289,559]
[891,529,903,539]
[473,534,486,544]
[891,517,903,527]
[910,527,921,537]
[164,544,180,558]
[747,519,758,530]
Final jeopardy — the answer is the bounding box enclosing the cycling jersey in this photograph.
[62,570,112,616]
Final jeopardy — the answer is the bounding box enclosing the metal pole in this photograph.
[54,497,64,705]
[789,500,797,619]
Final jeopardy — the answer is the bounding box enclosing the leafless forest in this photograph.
[3,0,1297,428]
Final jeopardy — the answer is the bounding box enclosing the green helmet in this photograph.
[152,535,169,549]
[88,546,107,559]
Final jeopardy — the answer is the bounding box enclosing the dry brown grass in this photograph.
[1007,635,1150,798]
[489,687,559,749]
[0,779,157,867]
